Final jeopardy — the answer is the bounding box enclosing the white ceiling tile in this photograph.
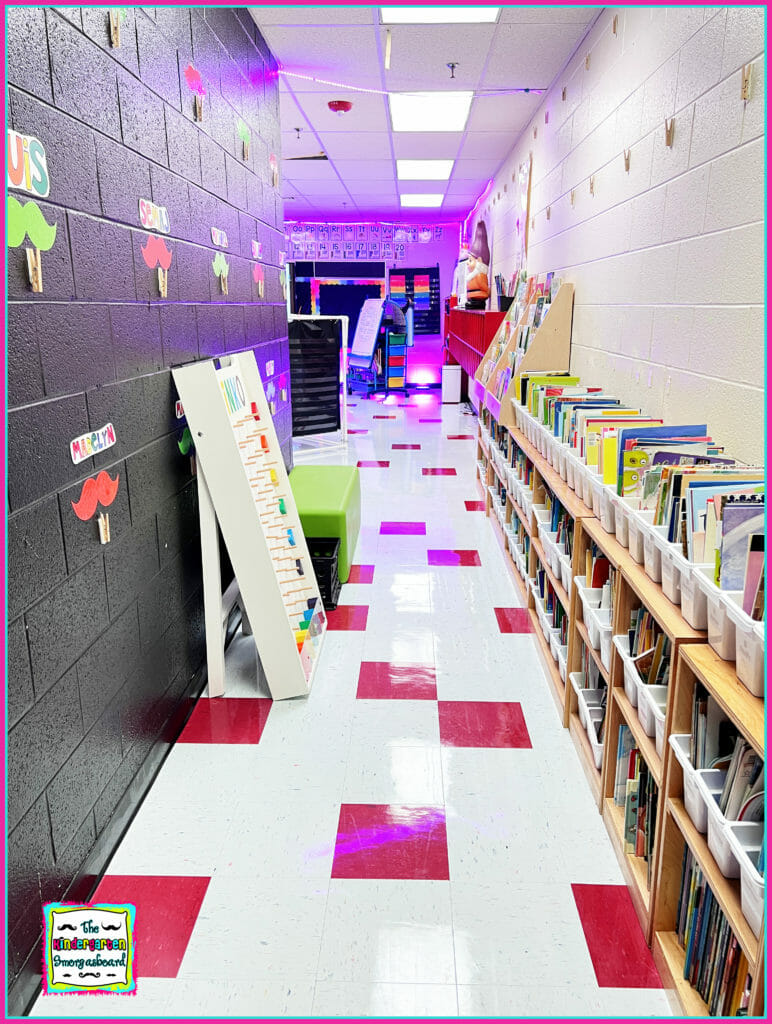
[466,92,541,132]
[391,133,463,159]
[261,26,383,91]
[250,6,377,26]
[457,132,516,161]
[280,158,338,180]
[482,23,590,88]
[289,90,390,133]
[319,133,393,161]
[281,131,325,159]
[380,24,495,90]
[333,160,395,179]
[453,159,500,178]
[297,181,351,196]
[499,7,600,24]
[397,181,452,194]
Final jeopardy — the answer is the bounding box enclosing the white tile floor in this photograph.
[32,391,673,1018]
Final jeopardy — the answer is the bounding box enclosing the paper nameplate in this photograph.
[71,423,116,464]
[7,130,50,198]
[138,198,170,233]
[211,227,228,247]
[251,240,262,259]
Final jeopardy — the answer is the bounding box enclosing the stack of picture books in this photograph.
[626,610,672,688]
[676,852,752,1014]
[614,724,658,886]
[717,737,764,823]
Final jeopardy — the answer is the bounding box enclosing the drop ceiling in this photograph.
[249,5,600,221]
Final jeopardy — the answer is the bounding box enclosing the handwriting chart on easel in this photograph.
[173,351,326,699]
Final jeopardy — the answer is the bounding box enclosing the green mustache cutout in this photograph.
[212,250,230,277]
[7,196,58,251]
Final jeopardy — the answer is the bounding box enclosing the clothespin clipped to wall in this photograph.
[97,512,111,544]
[109,9,122,48]
[741,64,752,101]
[280,388,288,402]
[532,126,537,140]
[570,190,575,208]
[546,206,551,221]
[589,175,595,196]
[585,53,591,70]
[269,401,277,414]
[26,247,43,293]
[623,149,631,173]
[612,14,619,35]
[664,118,675,148]
[157,267,168,298]
[194,93,204,122]
[220,271,228,294]
[544,110,549,124]
[561,86,567,101]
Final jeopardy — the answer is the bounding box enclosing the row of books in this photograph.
[535,567,569,642]
[519,371,765,617]
[580,640,608,743]
[625,609,672,687]
[548,497,575,560]
[584,543,614,609]
[676,851,752,1015]
[614,724,658,888]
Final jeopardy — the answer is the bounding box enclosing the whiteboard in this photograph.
[349,297,384,366]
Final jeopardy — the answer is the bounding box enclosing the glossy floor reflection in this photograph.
[30,392,672,1019]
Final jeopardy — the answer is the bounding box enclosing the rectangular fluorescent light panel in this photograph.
[400,193,444,207]
[389,92,472,133]
[396,159,453,181]
[381,7,500,24]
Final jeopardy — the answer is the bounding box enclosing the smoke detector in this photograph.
[328,100,353,115]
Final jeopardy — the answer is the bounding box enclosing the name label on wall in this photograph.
[138,198,170,234]
[211,227,228,247]
[251,239,262,259]
[7,130,50,197]
[71,423,117,464]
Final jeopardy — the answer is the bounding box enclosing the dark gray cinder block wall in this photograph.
[6,7,287,1011]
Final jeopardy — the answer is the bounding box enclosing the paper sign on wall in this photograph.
[139,198,170,233]
[7,130,50,198]
[211,227,228,247]
[70,423,116,464]
[252,239,263,259]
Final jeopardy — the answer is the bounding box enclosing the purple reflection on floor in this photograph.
[331,804,449,879]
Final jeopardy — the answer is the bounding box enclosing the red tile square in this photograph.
[427,549,481,566]
[357,661,437,699]
[348,564,375,584]
[419,418,442,423]
[380,521,426,535]
[348,428,368,434]
[438,700,532,748]
[447,434,475,440]
[92,874,210,978]
[392,443,421,450]
[572,884,664,988]
[178,697,272,744]
[331,804,449,880]
[494,607,533,633]
[325,604,369,631]
[465,500,486,511]
[422,467,457,476]
[357,460,390,468]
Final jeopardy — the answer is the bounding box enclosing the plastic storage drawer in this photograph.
[726,823,765,939]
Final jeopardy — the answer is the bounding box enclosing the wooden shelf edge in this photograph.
[612,686,663,788]
[678,645,765,757]
[509,423,594,521]
[488,510,529,607]
[667,797,759,965]
[568,711,603,808]
[575,618,611,685]
[529,607,566,719]
[603,798,653,935]
[652,931,711,1017]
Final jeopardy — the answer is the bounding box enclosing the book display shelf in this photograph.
[474,330,765,1017]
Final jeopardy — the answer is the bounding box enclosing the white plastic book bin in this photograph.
[590,472,604,518]
[565,451,577,492]
[699,777,741,878]
[557,644,568,683]
[725,596,765,697]
[582,464,595,508]
[576,576,602,634]
[669,734,712,834]
[560,553,572,594]
[643,524,668,583]
[599,485,616,534]
[696,572,741,661]
[612,495,635,548]
[637,683,668,738]
[612,634,645,707]
[627,509,654,564]
[569,671,585,703]
[577,688,605,732]
[659,542,683,605]
[681,562,711,629]
[726,823,765,938]
[586,708,605,769]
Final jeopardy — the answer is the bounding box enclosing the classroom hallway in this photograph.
[31,393,673,1019]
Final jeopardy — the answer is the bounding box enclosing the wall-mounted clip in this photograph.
[623,148,631,172]
[194,93,204,122]
[242,138,250,161]
[546,205,551,221]
[532,126,537,140]
[25,247,43,293]
[585,53,591,70]
[612,14,619,35]
[219,271,228,295]
[561,86,567,102]
[664,117,675,148]
[530,215,535,231]
[589,175,595,196]
[109,10,122,48]
[570,190,575,208]
[157,266,168,298]
[544,110,549,125]
[97,511,111,544]
[741,64,751,101]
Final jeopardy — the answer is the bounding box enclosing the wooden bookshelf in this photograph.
[475,366,764,1015]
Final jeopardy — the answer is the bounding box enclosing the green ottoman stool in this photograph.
[289,465,361,584]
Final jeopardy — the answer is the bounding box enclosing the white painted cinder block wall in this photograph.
[470,6,765,463]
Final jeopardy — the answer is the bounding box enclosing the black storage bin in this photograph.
[307,537,342,610]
